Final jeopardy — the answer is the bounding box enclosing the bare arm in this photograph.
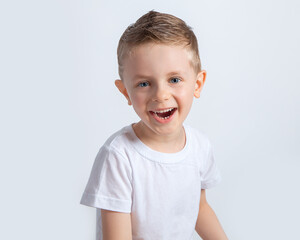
[101,209,132,240]
[195,189,228,240]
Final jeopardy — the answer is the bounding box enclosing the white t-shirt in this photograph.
[80,123,222,240]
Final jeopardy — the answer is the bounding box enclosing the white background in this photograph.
[0,0,299,239]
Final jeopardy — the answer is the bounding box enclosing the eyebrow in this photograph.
[132,71,183,81]
[132,74,151,81]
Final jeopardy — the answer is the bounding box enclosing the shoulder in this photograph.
[102,124,133,151]
[185,124,211,150]
[90,125,133,178]
[95,124,135,162]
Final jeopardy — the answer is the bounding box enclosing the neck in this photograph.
[132,121,186,153]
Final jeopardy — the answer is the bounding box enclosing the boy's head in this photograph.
[115,10,206,139]
[117,10,201,80]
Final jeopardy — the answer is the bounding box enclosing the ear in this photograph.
[115,79,132,105]
[194,70,207,98]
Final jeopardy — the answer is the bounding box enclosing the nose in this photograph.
[152,84,170,102]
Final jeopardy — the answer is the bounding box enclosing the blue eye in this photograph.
[138,82,149,87]
[170,77,181,83]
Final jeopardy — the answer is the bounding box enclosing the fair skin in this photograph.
[196,189,229,240]
[102,43,227,240]
[116,43,204,153]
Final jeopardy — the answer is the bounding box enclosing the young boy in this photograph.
[80,10,228,240]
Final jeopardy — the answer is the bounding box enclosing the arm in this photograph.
[195,189,228,240]
[101,209,132,240]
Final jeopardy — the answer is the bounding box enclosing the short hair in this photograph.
[117,10,201,80]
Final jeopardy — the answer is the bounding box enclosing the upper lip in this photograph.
[149,107,177,113]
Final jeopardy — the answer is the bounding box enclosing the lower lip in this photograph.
[149,109,177,124]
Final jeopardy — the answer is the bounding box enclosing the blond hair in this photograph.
[117,10,201,79]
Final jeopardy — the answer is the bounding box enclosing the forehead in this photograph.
[122,43,195,81]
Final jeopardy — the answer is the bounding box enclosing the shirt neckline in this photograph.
[127,123,190,164]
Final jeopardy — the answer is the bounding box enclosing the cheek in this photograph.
[130,92,146,109]
[176,87,194,104]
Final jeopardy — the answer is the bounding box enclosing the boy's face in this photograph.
[115,43,206,138]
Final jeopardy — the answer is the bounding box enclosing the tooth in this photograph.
[154,108,174,113]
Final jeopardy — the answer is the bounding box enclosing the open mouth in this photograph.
[149,108,177,120]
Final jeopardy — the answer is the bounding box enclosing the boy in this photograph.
[80,10,228,240]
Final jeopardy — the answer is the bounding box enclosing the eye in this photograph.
[138,82,149,87]
[170,77,181,84]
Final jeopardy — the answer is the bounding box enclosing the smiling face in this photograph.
[115,43,206,142]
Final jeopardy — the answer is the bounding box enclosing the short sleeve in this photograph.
[200,140,222,189]
[80,145,132,213]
